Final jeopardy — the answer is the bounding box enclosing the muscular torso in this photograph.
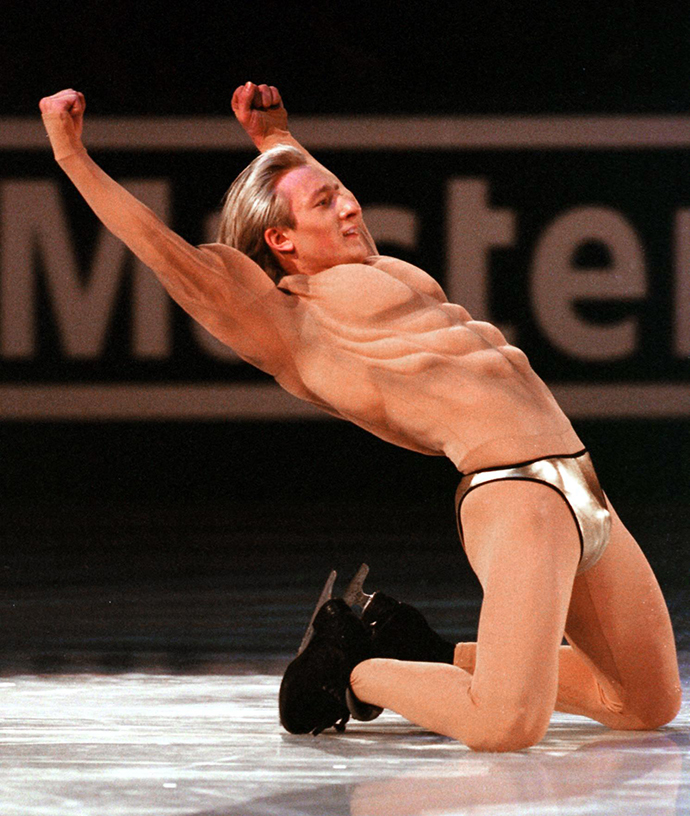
[265,256,581,471]
[46,139,581,472]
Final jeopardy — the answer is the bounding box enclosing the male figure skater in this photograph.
[39,83,681,751]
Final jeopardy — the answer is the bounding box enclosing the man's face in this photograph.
[272,165,371,275]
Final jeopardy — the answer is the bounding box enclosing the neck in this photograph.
[277,254,324,278]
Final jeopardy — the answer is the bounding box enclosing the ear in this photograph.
[264,227,295,254]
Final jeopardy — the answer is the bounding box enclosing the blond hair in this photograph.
[217,145,308,281]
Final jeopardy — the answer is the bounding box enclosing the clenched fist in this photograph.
[232,82,287,149]
[40,89,86,138]
[39,89,86,161]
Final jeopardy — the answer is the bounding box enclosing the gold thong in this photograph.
[455,450,611,574]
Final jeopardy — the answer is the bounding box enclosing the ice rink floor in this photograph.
[1,653,688,816]
[1,496,688,815]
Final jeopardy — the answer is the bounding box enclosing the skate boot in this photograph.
[342,565,456,665]
[362,591,456,664]
[279,570,382,735]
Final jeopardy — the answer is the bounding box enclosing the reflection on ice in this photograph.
[0,664,686,816]
[349,731,687,816]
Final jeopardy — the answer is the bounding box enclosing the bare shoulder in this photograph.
[190,243,298,375]
[366,255,447,301]
[199,243,284,300]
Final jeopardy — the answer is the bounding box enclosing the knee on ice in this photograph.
[464,705,550,753]
[624,686,683,731]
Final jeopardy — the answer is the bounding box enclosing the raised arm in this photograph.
[232,82,378,255]
[39,89,293,374]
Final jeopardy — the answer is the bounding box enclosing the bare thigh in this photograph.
[564,499,681,728]
[351,479,586,751]
[459,478,583,739]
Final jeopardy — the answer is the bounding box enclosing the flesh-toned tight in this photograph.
[350,480,682,752]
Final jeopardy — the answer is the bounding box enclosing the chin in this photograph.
[347,245,370,264]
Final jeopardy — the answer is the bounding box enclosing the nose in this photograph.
[339,192,361,219]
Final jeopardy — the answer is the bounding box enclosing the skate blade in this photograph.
[297,569,337,655]
[343,563,373,611]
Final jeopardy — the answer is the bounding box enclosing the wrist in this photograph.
[257,129,293,153]
[41,112,85,162]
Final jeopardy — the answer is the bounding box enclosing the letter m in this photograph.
[1,179,171,359]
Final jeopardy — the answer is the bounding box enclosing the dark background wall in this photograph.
[1,1,689,633]
[5,2,690,117]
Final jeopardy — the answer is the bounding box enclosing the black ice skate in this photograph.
[341,564,457,665]
[279,566,382,735]
[362,591,456,665]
